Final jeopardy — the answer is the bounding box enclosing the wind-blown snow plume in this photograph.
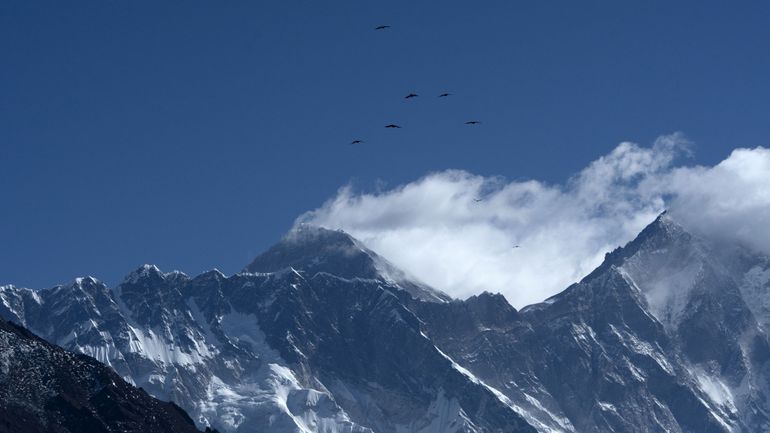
[299,133,770,307]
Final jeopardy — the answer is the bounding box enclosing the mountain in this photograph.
[599,213,770,431]
[0,318,206,433]
[3,216,770,432]
[416,213,770,433]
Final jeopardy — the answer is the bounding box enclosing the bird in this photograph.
[375,25,391,30]
[384,124,401,128]
[473,198,483,202]
[350,140,364,145]
[513,245,521,248]
[438,92,452,97]
[405,93,418,99]
[465,121,481,125]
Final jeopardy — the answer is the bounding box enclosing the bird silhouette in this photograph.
[385,124,401,128]
[375,25,391,30]
[465,121,481,125]
[473,198,483,202]
[438,93,452,97]
[405,93,418,99]
[350,140,364,145]
[513,245,521,248]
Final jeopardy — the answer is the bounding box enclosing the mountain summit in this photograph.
[244,225,377,277]
[245,224,451,302]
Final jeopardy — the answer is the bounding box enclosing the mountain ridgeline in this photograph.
[2,216,770,433]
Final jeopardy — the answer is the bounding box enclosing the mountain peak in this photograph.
[464,291,520,324]
[51,275,110,298]
[121,264,189,286]
[73,275,100,286]
[245,224,451,302]
[287,223,358,244]
[123,264,165,284]
[243,225,375,278]
[583,211,691,282]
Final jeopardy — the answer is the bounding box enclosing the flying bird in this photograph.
[513,245,521,248]
[405,93,419,99]
[375,25,391,30]
[384,124,401,128]
[438,92,452,97]
[465,121,481,125]
[350,140,364,145]
[473,198,483,202]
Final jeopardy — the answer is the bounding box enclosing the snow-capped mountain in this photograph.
[0,318,206,433]
[2,216,770,432]
[416,213,770,433]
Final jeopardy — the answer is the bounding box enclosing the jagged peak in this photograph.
[120,264,190,286]
[73,275,101,286]
[464,291,520,323]
[52,275,107,294]
[165,269,189,278]
[192,268,227,282]
[651,210,687,236]
[581,212,693,283]
[122,264,165,285]
[465,291,509,304]
[37,276,111,306]
[0,284,43,306]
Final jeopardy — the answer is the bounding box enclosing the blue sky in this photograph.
[2,1,769,289]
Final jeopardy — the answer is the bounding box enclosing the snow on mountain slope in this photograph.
[737,259,770,331]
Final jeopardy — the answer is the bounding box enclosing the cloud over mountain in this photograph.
[299,133,770,307]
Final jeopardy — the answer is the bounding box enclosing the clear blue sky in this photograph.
[2,0,769,288]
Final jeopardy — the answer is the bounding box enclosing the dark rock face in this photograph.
[607,214,770,432]
[4,217,770,433]
[0,319,206,433]
[249,272,535,433]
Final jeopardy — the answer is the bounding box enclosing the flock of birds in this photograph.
[350,26,517,249]
[349,25,481,146]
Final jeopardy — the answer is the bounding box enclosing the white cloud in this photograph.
[298,134,770,308]
[649,146,770,254]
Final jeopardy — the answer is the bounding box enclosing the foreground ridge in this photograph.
[0,318,208,433]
